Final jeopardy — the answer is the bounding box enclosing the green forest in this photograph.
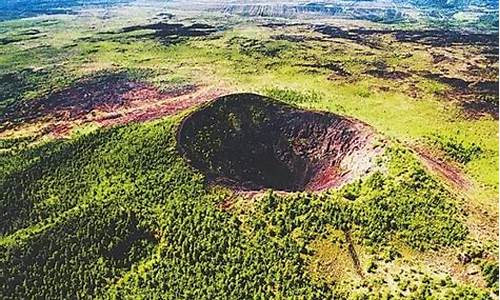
[0,112,495,298]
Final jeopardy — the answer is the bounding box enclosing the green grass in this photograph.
[0,8,496,215]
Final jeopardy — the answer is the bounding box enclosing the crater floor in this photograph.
[177,93,384,191]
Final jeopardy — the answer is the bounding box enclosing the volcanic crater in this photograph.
[177,93,383,192]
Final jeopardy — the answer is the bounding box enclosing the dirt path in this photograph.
[412,146,500,241]
[412,146,473,191]
[344,230,364,279]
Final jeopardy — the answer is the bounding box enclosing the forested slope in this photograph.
[0,112,492,298]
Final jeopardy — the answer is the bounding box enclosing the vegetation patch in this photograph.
[0,106,475,299]
[426,134,483,165]
[263,88,323,104]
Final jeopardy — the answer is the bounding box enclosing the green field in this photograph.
[0,0,498,298]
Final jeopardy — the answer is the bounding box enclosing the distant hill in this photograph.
[169,0,498,30]
[0,0,131,21]
[408,0,498,8]
[0,0,498,31]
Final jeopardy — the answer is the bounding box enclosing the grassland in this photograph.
[0,1,498,298]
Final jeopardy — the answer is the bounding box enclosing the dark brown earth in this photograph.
[419,71,499,119]
[271,34,313,43]
[365,68,411,80]
[461,99,499,119]
[81,22,217,45]
[300,62,352,77]
[177,93,383,192]
[313,25,499,48]
[0,28,44,44]
[1,73,135,129]
[121,22,216,37]
[363,59,411,80]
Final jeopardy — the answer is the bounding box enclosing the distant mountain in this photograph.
[176,0,496,30]
[407,0,498,8]
[1,0,498,31]
[0,0,132,21]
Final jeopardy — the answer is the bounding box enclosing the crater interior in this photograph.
[177,93,383,191]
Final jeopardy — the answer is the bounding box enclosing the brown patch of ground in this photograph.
[413,146,473,191]
[301,62,351,76]
[122,22,216,37]
[86,22,217,45]
[364,59,412,81]
[460,100,499,120]
[259,22,296,29]
[1,73,152,129]
[365,68,411,80]
[421,72,498,93]
[95,87,223,127]
[463,201,499,244]
[216,194,238,211]
[178,93,384,192]
[297,62,355,82]
[313,25,499,49]
[0,72,226,138]
[420,71,499,119]
[271,34,307,43]
[450,261,488,289]
[312,25,387,49]
[46,123,73,138]
[431,52,454,64]
[271,33,323,43]
[406,83,423,99]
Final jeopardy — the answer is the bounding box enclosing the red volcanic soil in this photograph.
[95,88,221,127]
[413,146,472,191]
[0,73,226,138]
